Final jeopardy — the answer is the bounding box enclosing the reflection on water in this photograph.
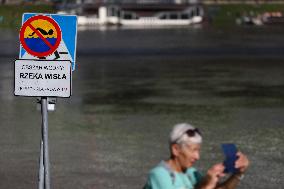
[0,27,284,189]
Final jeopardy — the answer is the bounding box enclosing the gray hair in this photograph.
[169,123,202,145]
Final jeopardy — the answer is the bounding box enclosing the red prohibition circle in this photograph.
[19,15,62,57]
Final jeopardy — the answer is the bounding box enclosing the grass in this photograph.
[0,5,55,29]
[208,4,284,28]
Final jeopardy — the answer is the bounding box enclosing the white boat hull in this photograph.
[69,5,204,27]
[78,16,203,26]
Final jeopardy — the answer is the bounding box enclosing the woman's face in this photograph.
[176,143,201,170]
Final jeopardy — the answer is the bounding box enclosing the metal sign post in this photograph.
[39,138,44,189]
[40,97,51,189]
[15,13,77,189]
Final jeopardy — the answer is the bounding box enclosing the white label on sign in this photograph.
[15,59,71,97]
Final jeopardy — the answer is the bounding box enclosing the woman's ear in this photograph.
[171,143,181,157]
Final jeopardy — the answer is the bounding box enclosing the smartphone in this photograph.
[222,143,239,174]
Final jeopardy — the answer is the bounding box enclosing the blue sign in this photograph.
[20,13,77,71]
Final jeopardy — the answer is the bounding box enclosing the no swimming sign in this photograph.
[20,15,62,57]
[19,13,77,71]
[15,13,77,97]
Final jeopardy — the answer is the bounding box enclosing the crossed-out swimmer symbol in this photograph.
[28,27,67,60]
[29,28,54,37]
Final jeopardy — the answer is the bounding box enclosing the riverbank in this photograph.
[0,5,55,29]
[207,3,284,27]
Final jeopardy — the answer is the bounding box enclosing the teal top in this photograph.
[144,161,203,189]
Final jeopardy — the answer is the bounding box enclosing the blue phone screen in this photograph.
[222,143,239,174]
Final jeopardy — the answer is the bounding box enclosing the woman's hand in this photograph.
[235,152,249,173]
[204,163,226,189]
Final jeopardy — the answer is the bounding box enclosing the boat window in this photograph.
[159,14,167,19]
[181,13,189,19]
[107,7,115,16]
[191,10,195,17]
[124,13,132,19]
[123,12,137,20]
[169,13,178,19]
[196,7,200,16]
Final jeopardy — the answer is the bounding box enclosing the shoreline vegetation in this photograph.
[0,5,55,29]
[1,3,284,29]
[206,3,284,27]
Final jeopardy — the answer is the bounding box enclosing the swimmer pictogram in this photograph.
[19,15,62,57]
[28,28,54,37]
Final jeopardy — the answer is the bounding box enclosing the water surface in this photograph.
[0,26,284,189]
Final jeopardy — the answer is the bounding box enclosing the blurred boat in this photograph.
[262,12,284,25]
[236,15,262,26]
[58,4,204,27]
[236,11,284,26]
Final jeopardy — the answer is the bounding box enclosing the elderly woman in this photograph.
[143,123,249,189]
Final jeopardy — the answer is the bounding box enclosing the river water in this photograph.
[0,25,284,189]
